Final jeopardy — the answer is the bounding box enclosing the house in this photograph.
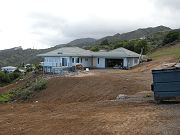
[1,66,17,73]
[38,47,140,73]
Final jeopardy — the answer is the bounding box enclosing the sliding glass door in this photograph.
[62,58,68,66]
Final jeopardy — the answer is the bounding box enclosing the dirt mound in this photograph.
[33,73,149,103]
[32,57,178,103]
[0,57,180,135]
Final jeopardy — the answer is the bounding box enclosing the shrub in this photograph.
[90,46,99,52]
[33,79,47,91]
[8,78,47,101]
[100,39,109,45]
[0,71,21,86]
[10,88,33,101]
[9,72,20,81]
[163,31,179,45]
[0,71,10,83]
[0,93,12,103]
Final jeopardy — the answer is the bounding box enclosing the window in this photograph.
[98,58,100,64]
[76,58,79,63]
[81,58,82,63]
[85,58,88,61]
[72,58,74,63]
[134,58,138,64]
[62,58,67,66]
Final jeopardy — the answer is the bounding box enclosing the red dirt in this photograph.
[0,58,180,135]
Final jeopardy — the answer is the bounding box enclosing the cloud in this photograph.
[154,0,180,11]
[28,13,69,46]
[0,0,180,50]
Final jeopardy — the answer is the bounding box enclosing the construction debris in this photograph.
[154,62,180,70]
[116,94,128,100]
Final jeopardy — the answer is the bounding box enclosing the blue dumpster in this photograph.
[151,68,180,102]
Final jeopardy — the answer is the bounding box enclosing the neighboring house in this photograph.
[38,47,140,73]
[1,66,17,73]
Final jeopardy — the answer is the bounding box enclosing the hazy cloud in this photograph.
[154,0,180,10]
[0,0,180,50]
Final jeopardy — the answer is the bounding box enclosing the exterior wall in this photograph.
[123,58,128,67]
[126,57,139,68]
[44,57,70,67]
[92,58,96,67]
[43,57,70,73]
[70,57,92,67]
[1,67,17,73]
[95,57,105,68]
[43,57,92,73]
[42,56,139,72]
[81,57,92,67]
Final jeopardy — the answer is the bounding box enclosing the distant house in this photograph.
[38,47,140,73]
[1,66,17,73]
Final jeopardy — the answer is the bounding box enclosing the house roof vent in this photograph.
[57,52,63,54]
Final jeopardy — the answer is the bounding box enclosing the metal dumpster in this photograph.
[151,68,180,102]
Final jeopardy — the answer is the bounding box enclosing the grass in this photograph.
[149,44,180,59]
[0,93,12,103]
[10,78,47,101]
[0,77,47,103]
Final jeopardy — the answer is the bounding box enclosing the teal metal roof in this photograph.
[38,47,93,57]
[38,47,140,58]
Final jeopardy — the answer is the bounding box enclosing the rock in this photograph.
[116,94,128,100]
[86,68,89,72]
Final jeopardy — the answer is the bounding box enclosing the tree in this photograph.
[135,40,149,54]
[0,71,10,83]
[90,46,99,52]
[163,31,179,45]
[100,39,109,45]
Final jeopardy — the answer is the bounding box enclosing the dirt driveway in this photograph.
[0,59,180,135]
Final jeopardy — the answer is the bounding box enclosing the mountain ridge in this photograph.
[0,25,177,67]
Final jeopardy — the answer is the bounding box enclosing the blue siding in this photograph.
[154,82,180,92]
[152,69,180,83]
[152,69,180,100]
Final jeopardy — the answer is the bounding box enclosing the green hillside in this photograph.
[149,43,180,59]
[0,26,179,67]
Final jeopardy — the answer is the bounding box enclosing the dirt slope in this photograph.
[33,71,150,103]
[0,53,179,135]
[32,55,176,103]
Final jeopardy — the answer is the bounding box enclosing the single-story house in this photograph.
[1,66,17,73]
[38,47,140,73]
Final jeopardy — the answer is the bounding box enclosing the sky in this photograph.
[0,0,180,50]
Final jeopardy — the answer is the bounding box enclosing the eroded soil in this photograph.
[0,58,180,135]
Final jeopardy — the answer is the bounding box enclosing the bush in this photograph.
[90,46,99,52]
[100,39,109,45]
[163,31,179,45]
[9,78,47,101]
[0,93,12,103]
[33,79,47,91]
[0,71,21,86]
[0,71,10,83]
[9,72,20,81]
[10,88,33,101]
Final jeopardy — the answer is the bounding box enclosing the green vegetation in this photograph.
[163,31,179,45]
[0,70,21,87]
[89,39,150,54]
[90,46,100,52]
[0,77,47,103]
[0,26,179,67]
[88,29,180,55]
[100,39,109,45]
[0,93,12,103]
[10,78,47,101]
[149,44,180,59]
